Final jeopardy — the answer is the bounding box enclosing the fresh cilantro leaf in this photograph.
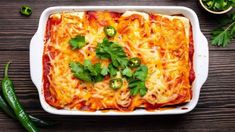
[69,35,86,49]
[84,59,97,76]
[96,38,128,68]
[129,79,147,97]
[203,0,235,11]
[69,60,105,82]
[70,61,84,73]
[101,67,109,76]
[133,65,148,81]
[69,61,92,82]
[127,65,148,96]
[93,63,104,82]
[139,87,147,97]
[108,64,117,77]
[230,23,235,36]
[122,67,133,77]
[211,28,231,47]
[211,11,235,47]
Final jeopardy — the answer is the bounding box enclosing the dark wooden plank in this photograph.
[0,108,234,132]
[0,0,235,50]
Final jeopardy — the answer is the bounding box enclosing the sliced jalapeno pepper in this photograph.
[128,57,141,68]
[20,6,32,16]
[110,78,123,89]
[104,26,116,37]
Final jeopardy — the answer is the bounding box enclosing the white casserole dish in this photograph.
[30,6,209,115]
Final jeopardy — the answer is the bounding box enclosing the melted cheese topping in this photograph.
[43,11,194,111]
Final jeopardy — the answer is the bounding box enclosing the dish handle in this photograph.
[30,32,43,91]
[197,32,209,86]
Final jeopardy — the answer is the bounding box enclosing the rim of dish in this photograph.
[199,0,233,14]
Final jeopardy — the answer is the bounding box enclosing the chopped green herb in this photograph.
[108,64,118,78]
[202,0,235,11]
[129,79,147,97]
[122,67,133,77]
[128,65,148,96]
[69,60,105,82]
[69,35,86,49]
[70,61,92,82]
[101,67,109,76]
[133,65,148,81]
[211,12,235,47]
[96,38,128,68]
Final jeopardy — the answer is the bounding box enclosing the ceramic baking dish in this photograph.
[30,6,209,115]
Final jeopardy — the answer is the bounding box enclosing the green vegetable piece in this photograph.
[101,67,109,76]
[93,63,104,82]
[133,65,148,81]
[84,59,98,76]
[69,35,86,49]
[20,6,32,16]
[0,95,15,118]
[128,79,147,97]
[1,62,39,132]
[211,12,235,47]
[109,78,123,89]
[128,57,141,68]
[122,67,133,77]
[139,87,147,97]
[108,64,118,77]
[104,26,117,37]
[211,28,231,47]
[70,60,105,82]
[70,61,92,82]
[96,38,128,68]
[0,94,55,127]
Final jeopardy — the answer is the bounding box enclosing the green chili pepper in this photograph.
[1,62,38,132]
[104,26,116,37]
[0,93,54,127]
[128,57,141,68]
[20,6,32,16]
[0,95,15,118]
[109,78,123,89]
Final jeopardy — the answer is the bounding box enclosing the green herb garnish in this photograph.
[211,12,235,47]
[70,60,106,82]
[69,35,86,49]
[202,0,235,11]
[108,64,118,78]
[101,67,109,76]
[122,67,133,77]
[96,38,128,68]
[128,65,148,96]
[133,65,148,81]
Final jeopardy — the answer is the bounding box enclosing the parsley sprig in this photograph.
[69,35,87,49]
[96,38,128,68]
[202,0,235,11]
[70,60,105,82]
[211,12,235,47]
[128,65,148,97]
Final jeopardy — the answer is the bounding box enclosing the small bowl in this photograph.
[199,0,233,14]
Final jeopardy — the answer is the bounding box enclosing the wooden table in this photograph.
[0,0,235,131]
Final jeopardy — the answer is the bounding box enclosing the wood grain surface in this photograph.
[0,0,235,131]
